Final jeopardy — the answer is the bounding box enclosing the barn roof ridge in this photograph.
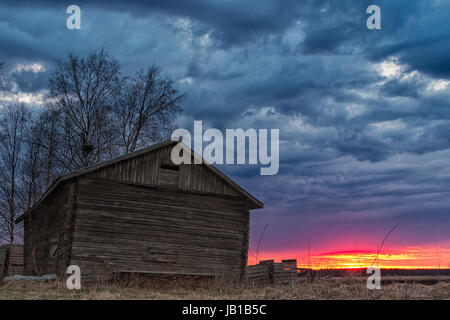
[16,139,263,223]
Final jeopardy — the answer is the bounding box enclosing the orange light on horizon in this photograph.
[250,244,450,269]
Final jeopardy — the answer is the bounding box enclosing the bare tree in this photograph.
[48,50,183,169]
[0,51,184,242]
[114,65,183,153]
[20,110,49,274]
[48,49,121,169]
[0,102,29,243]
[21,112,46,210]
[35,105,65,189]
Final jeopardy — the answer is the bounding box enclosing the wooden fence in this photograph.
[0,244,23,279]
[245,264,271,283]
[246,259,298,284]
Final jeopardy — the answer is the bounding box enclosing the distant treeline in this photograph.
[0,49,184,243]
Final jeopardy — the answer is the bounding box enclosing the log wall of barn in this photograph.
[23,182,76,277]
[70,178,250,281]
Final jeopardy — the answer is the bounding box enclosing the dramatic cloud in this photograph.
[0,0,449,265]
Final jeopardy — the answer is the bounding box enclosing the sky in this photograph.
[0,0,449,268]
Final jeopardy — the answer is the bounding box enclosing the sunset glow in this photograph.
[252,244,450,269]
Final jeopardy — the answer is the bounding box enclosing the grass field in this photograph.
[0,276,449,300]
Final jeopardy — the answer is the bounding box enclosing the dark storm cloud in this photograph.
[10,70,48,93]
[1,0,305,46]
[293,0,450,78]
[363,2,450,78]
[368,36,450,78]
[302,26,350,55]
[186,60,244,81]
[1,0,450,251]
[379,79,420,98]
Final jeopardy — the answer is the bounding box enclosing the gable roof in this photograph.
[16,140,263,223]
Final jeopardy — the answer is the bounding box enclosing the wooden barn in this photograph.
[15,140,263,281]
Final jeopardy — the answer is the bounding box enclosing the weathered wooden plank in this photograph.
[68,178,250,281]
[85,144,243,198]
[0,247,6,278]
[23,182,75,277]
[246,264,271,283]
[246,259,297,285]
[273,260,297,284]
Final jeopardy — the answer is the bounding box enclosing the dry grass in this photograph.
[0,276,449,300]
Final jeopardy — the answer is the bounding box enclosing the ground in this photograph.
[0,276,449,300]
